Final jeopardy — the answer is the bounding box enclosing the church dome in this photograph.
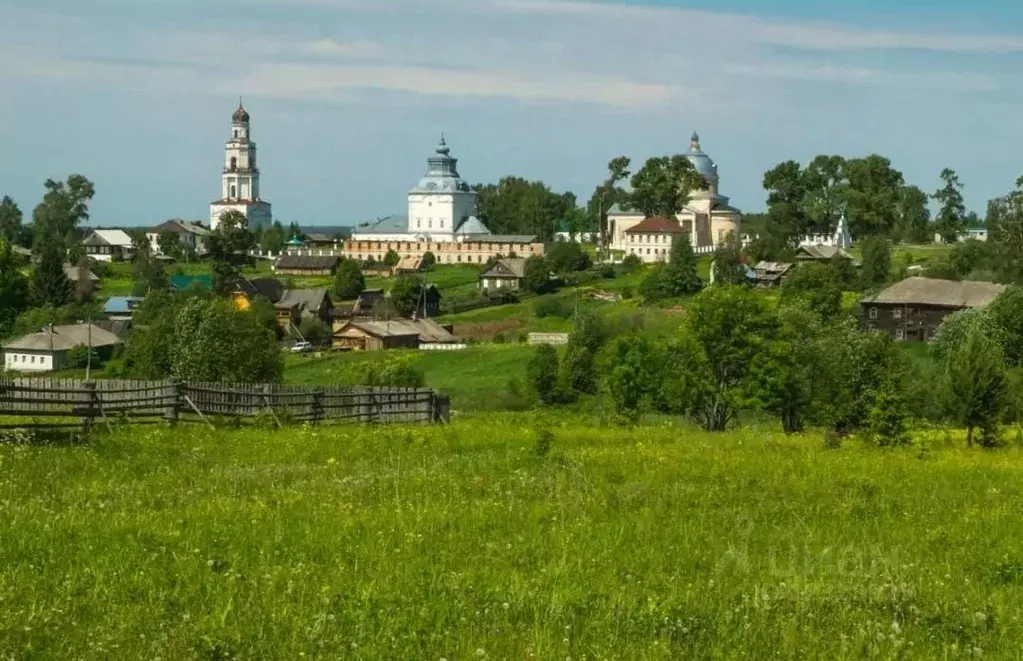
[686,132,718,178]
[232,101,250,124]
[411,135,472,193]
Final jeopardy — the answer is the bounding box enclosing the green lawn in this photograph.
[3,417,1023,658]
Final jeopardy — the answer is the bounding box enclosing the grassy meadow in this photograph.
[2,417,1023,659]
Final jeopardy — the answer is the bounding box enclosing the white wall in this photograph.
[407,191,476,238]
[4,351,54,372]
[211,201,272,230]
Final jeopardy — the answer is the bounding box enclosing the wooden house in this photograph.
[795,245,852,263]
[82,229,134,262]
[478,257,526,291]
[274,288,333,328]
[273,254,341,276]
[861,276,1007,342]
[751,261,794,287]
[331,317,459,351]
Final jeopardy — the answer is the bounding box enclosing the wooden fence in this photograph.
[0,378,450,430]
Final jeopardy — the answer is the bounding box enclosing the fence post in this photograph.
[433,393,450,424]
[310,388,323,424]
[81,380,97,430]
[164,379,180,426]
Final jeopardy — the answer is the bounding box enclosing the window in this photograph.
[869,307,878,320]
[895,329,905,340]
[31,356,36,364]
[233,129,238,138]
[893,308,903,319]
[230,156,237,171]
[230,185,237,198]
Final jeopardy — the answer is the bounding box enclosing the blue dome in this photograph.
[687,132,718,177]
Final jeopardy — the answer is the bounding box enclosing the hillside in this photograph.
[2,418,1022,658]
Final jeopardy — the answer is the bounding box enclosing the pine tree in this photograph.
[30,235,72,307]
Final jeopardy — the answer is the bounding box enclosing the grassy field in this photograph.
[2,418,1023,658]
[285,344,533,411]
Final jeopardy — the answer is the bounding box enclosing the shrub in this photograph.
[527,345,560,406]
[421,251,436,270]
[533,428,555,457]
[619,253,642,274]
[532,295,572,319]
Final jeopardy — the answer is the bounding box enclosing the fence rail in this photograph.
[0,378,450,430]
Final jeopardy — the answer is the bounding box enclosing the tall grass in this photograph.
[1,417,1022,658]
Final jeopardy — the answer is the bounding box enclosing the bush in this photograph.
[619,253,642,274]
[527,345,560,406]
[532,295,572,319]
[421,251,436,270]
[297,316,331,345]
[546,241,591,274]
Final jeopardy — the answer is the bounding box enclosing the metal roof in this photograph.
[276,288,330,312]
[625,217,685,234]
[461,234,538,243]
[863,277,1007,308]
[83,229,134,247]
[481,257,526,278]
[3,324,122,352]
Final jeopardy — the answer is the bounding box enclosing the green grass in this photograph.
[3,417,1023,658]
[284,344,533,411]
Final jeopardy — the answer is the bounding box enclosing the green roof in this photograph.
[170,274,213,291]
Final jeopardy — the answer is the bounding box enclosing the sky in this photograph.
[3,0,1023,228]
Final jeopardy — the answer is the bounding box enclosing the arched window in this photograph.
[230,157,237,171]
[230,185,237,198]
[233,129,238,138]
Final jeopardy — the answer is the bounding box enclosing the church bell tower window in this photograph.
[230,185,236,199]
[230,157,237,172]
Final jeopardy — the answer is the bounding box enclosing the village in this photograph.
[0,102,1002,375]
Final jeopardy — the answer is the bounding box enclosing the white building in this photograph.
[82,229,134,262]
[800,214,853,249]
[621,217,687,263]
[352,136,495,243]
[934,227,988,243]
[210,101,272,231]
[147,219,210,255]
[608,132,741,255]
[2,324,121,373]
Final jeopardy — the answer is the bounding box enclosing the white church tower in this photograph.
[407,135,486,242]
[210,100,272,231]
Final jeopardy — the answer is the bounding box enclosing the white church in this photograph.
[608,132,742,262]
[210,101,272,231]
[351,136,495,243]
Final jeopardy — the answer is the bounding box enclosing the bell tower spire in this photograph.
[210,101,272,231]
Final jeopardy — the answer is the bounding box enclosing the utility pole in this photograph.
[85,314,92,380]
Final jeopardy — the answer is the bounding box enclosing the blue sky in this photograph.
[3,0,1023,227]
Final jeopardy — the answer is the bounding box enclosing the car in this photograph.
[290,341,313,353]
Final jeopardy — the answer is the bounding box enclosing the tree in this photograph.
[546,240,591,274]
[663,286,775,430]
[841,155,904,239]
[260,222,285,253]
[157,230,184,260]
[527,344,560,406]
[589,156,632,251]
[868,374,911,447]
[297,316,331,345]
[987,176,1023,284]
[559,311,608,396]
[333,258,365,300]
[802,155,847,235]
[31,175,95,253]
[813,324,897,435]
[858,235,892,290]
[629,155,706,219]
[944,326,1007,447]
[0,239,30,337]
[521,255,549,294]
[780,262,844,319]
[0,196,23,246]
[421,251,437,270]
[132,239,169,297]
[750,302,824,433]
[759,160,809,257]
[169,296,282,383]
[30,236,72,307]
[600,333,661,423]
[988,286,1023,366]
[383,249,400,268]
[711,235,747,286]
[898,185,932,243]
[930,308,1005,366]
[932,168,967,244]
[207,210,255,293]
[473,177,576,241]
[389,275,425,317]
[641,235,702,301]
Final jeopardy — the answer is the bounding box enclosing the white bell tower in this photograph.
[210,99,272,231]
